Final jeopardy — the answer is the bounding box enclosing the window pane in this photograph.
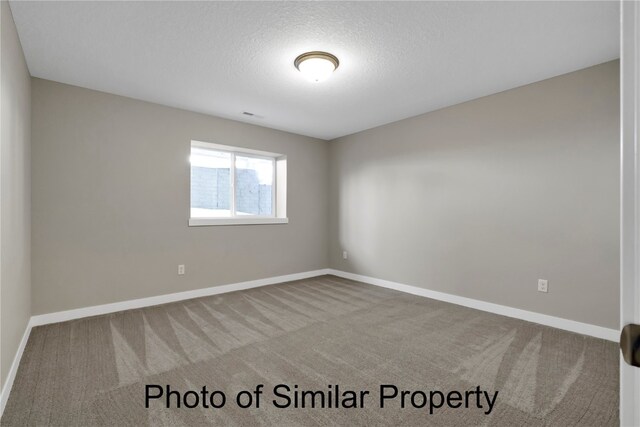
[190,148,231,217]
[235,155,273,216]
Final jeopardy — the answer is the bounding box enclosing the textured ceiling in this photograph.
[10,1,619,140]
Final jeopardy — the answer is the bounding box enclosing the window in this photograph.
[189,140,287,226]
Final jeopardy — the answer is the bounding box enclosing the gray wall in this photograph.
[329,61,620,329]
[1,1,32,387]
[31,78,329,315]
[28,59,621,332]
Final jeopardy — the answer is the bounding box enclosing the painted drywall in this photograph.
[1,1,32,386]
[31,79,329,315]
[329,61,620,329]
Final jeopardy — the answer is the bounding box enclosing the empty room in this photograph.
[2,1,640,426]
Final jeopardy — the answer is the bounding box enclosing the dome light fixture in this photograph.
[294,51,339,83]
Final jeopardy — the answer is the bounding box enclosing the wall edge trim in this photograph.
[0,269,332,417]
[0,318,34,418]
[30,269,332,327]
[328,269,619,342]
[2,267,617,419]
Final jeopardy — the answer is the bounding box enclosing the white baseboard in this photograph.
[0,318,34,417]
[327,269,619,342]
[1,268,331,419]
[30,269,332,327]
[0,267,618,419]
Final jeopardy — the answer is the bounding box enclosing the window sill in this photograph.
[189,217,289,226]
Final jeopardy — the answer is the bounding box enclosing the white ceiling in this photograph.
[10,1,619,140]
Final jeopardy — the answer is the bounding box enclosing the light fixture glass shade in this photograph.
[294,52,339,83]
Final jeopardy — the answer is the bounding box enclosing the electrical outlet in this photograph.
[178,264,185,275]
[537,279,548,293]
[342,251,348,260]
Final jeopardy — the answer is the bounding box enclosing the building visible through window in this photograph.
[189,141,287,226]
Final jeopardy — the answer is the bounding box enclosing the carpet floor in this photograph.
[1,275,618,426]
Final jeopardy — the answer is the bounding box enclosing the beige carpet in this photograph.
[1,275,618,426]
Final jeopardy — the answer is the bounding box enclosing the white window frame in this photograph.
[189,140,288,226]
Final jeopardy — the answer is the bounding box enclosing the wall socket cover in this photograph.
[178,264,185,275]
[537,279,548,293]
[342,251,348,260]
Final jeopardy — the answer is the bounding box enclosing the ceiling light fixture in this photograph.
[294,51,339,83]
